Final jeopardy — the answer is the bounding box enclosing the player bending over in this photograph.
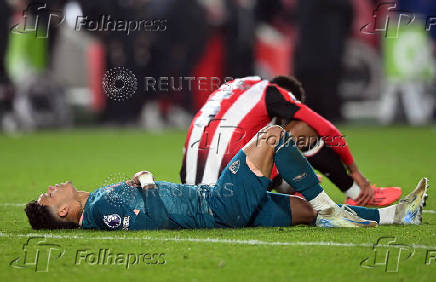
[180,76,402,206]
[25,126,428,230]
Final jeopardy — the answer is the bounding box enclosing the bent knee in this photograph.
[258,125,285,147]
[290,196,316,226]
[265,125,285,135]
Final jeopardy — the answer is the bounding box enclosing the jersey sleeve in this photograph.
[265,84,354,166]
[265,85,301,121]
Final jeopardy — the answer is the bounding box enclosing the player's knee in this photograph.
[257,125,285,147]
[290,196,316,226]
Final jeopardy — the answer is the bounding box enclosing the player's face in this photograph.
[37,181,77,209]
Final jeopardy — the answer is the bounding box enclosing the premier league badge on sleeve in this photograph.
[103,214,121,229]
[229,159,240,174]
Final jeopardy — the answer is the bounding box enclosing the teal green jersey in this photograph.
[81,181,215,230]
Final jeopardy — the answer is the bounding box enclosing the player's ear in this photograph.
[57,205,69,218]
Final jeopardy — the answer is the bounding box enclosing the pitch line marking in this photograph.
[423,210,436,214]
[1,203,435,214]
[0,203,26,207]
[0,232,435,250]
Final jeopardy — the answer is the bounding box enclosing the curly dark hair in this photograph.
[25,200,79,230]
[271,76,306,103]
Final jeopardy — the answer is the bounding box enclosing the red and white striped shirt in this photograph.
[180,77,353,185]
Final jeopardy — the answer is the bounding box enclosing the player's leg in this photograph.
[284,120,356,196]
[306,146,354,194]
[341,177,428,225]
[251,193,316,227]
[248,124,348,212]
[211,125,376,228]
[269,126,337,211]
[209,125,300,228]
[208,126,281,227]
[252,178,429,227]
[242,125,281,178]
[265,125,381,227]
[286,121,401,207]
[290,196,317,225]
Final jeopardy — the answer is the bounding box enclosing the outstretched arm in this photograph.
[346,163,373,205]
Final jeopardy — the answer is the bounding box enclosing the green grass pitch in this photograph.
[0,126,435,282]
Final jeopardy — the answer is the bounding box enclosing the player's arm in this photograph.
[345,163,372,205]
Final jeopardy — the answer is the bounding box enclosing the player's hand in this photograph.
[126,171,150,187]
[129,171,156,189]
[126,177,140,187]
[351,170,373,206]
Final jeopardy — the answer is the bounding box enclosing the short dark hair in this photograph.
[271,76,306,103]
[25,200,79,230]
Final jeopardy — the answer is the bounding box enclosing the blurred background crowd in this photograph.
[1,0,436,132]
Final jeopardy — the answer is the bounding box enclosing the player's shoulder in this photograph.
[87,182,134,210]
[82,183,132,230]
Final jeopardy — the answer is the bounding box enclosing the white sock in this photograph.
[309,191,337,211]
[378,205,397,225]
[345,182,361,200]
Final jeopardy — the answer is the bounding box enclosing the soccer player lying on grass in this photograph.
[25,126,428,231]
[181,76,402,206]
